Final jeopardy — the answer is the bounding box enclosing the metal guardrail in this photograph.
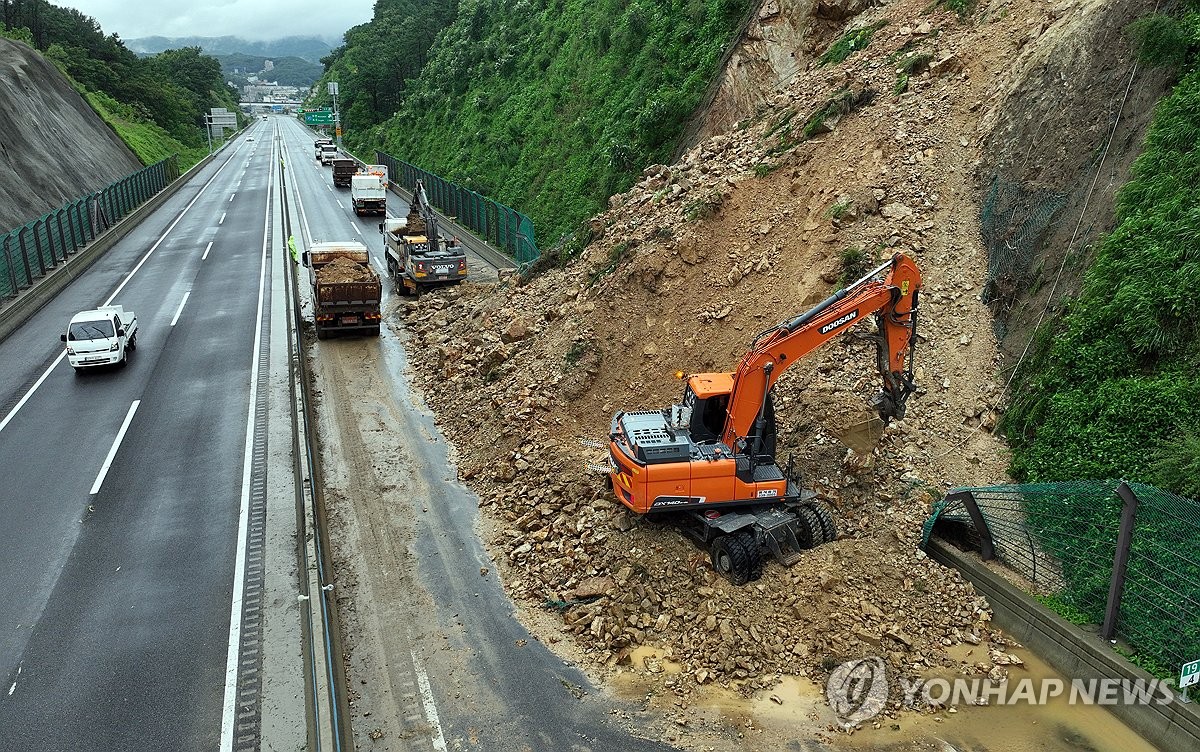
[923,480,1200,681]
[279,139,353,752]
[0,156,180,301]
[375,151,539,265]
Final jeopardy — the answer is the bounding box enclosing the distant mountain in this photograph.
[125,36,335,63]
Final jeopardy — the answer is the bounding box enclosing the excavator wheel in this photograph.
[811,503,838,544]
[734,528,764,582]
[709,534,755,586]
[795,506,825,549]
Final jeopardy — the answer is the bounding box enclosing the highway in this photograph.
[0,115,671,752]
[276,117,675,751]
[0,122,282,751]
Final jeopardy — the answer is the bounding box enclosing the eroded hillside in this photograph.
[0,38,142,229]
[385,0,1162,736]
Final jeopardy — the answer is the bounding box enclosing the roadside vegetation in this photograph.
[1,0,241,168]
[313,0,752,247]
[1004,4,1200,496]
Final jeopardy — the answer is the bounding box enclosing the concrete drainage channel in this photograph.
[926,537,1200,752]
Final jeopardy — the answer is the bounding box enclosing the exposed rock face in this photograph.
[0,38,142,230]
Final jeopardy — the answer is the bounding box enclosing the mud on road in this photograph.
[306,304,684,752]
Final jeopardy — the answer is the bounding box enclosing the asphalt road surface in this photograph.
[277,117,679,751]
[0,122,278,751]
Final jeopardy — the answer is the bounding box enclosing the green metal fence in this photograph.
[923,481,1200,681]
[0,156,179,301]
[375,151,539,265]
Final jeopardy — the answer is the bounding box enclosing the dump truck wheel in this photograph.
[734,528,764,581]
[710,534,754,586]
[812,503,837,544]
[795,506,824,549]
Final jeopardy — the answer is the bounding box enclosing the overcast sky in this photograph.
[58,0,374,41]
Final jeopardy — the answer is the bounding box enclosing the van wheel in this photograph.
[128,335,137,352]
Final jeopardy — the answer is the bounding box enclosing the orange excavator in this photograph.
[600,253,921,584]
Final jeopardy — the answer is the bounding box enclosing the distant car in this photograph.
[261,115,268,120]
[248,136,255,141]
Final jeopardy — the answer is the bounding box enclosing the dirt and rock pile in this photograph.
[316,256,376,284]
[391,0,1143,709]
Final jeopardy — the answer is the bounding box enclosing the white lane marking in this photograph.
[202,241,213,260]
[89,400,141,495]
[219,212,226,225]
[170,291,191,327]
[7,682,14,696]
[0,352,66,434]
[326,185,331,192]
[412,650,449,752]
[0,149,241,437]
[351,223,362,236]
[218,126,274,752]
[229,193,235,202]
[336,200,345,209]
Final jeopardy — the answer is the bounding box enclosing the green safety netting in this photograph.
[376,151,540,265]
[924,481,1200,680]
[1,157,176,300]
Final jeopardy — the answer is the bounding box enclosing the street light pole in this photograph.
[328,81,341,148]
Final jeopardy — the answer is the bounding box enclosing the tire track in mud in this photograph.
[311,339,441,752]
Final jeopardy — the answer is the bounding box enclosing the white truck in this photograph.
[350,173,386,216]
[61,305,138,371]
[319,143,338,165]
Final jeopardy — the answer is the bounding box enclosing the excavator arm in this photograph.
[721,252,920,449]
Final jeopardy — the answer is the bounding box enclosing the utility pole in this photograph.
[204,114,213,154]
[328,81,341,148]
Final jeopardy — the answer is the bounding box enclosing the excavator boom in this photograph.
[720,253,919,447]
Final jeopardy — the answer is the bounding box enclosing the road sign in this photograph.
[303,111,335,125]
[335,127,342,137]
[1183,659,1200,689]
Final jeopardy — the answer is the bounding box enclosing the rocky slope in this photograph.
[390,0,1159,722]
[0,39,142,230]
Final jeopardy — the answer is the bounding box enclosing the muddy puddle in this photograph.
[610,643,1159,752]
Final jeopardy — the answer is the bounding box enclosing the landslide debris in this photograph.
[392,0,1140,716]
[316,256,376,284]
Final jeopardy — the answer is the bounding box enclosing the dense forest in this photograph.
[1,0,241,166]
[1005,4,1200,497]
[312,0,753,246]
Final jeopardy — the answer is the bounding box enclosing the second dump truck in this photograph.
[303,242,382,338]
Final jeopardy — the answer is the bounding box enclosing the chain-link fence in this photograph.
[375,151,539,265]
[0,156,179,301]
[923,481,1200,680]
[978,176,1067,333]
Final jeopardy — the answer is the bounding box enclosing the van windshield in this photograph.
[69,320,114,340]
